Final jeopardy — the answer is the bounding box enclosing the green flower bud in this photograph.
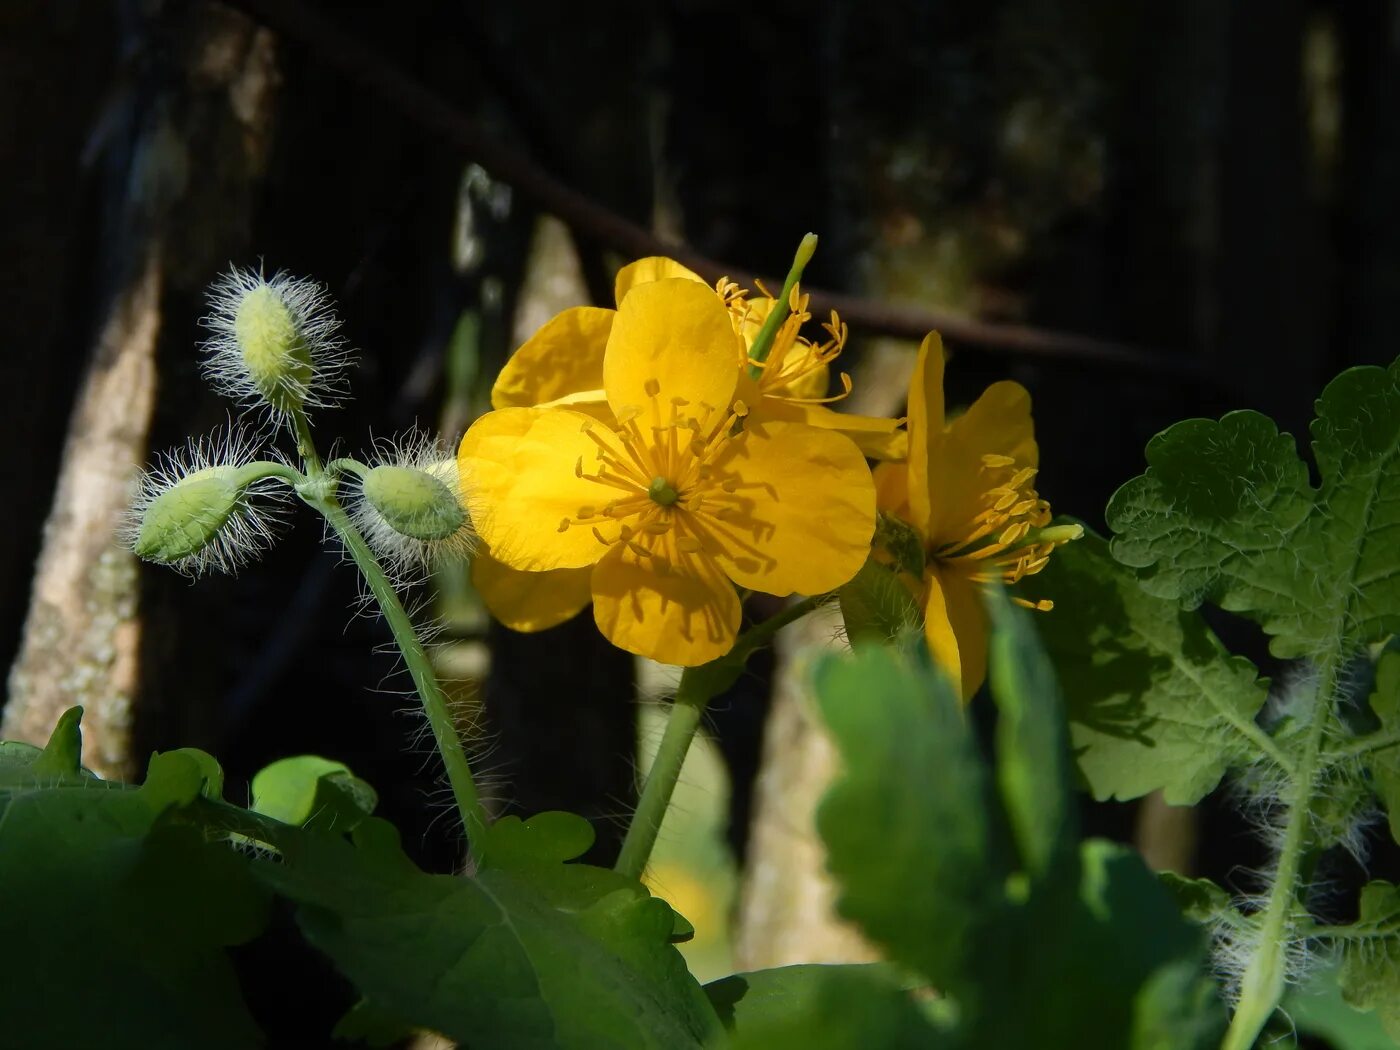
[348,432,475,577]
[201,268,352,425]
[233,284,316,414]
[361,465,466,541]
[126,428,290,577]
[134,467,241,563]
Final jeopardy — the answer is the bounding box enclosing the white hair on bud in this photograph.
[200,266,355,425]
[123,423,291,577]
[348,427,477,581]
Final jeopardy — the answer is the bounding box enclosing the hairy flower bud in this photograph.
[201,268,352,424]
[233,284,316,415]
[361,465,467,541]
[125,427,290,577]
[349,430,475,577]
[134,467,242,563]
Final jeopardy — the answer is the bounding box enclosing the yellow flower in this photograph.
[460,278,876,666]
[875,332,1077,700]
[491,256,906,458]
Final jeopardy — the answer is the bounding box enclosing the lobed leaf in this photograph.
[1032,530,1271,804]
[1107,359,1400,659]
[0,722,268,1050]
[257,815,721,1049]
[1338,881,1400,1042]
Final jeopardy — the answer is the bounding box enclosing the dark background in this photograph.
[5,0,1399,1044]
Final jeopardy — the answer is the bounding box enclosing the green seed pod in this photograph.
[361,465,466,541]
[134,467,242,563]
[233,284,315,414]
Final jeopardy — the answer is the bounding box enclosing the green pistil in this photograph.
[647,476,680,506]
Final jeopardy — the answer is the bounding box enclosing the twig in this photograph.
[222,0,1201,378]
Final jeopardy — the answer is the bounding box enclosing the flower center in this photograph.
[551,379,753,570]
[932,453,1078,611]
[647,476,680,506]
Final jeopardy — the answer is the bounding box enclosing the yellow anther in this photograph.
[642,522,671,535]
[591,526,610,546]
[644,378,661,397]
[982,453,1016,469]
[671,396,690,407]
[733,399,749,417]
[676,537,703,554]
[576,506,595,520]
[574,456,585,478]
[557,518,571,533]
[998,521,1030,546]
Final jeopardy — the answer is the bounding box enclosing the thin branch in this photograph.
[222,0,1203,379]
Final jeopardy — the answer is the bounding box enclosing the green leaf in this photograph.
[30,704,85,777]
[0,748,268,1049]
[838,557,922,644]
[812,642,1009,992]
[1031,530,1271,803]
[483,810,596,866]
[257,816,722,1049]
[1339,881,1400,1042]
[1158,871,1235,925]
[251,754,377,833]
[1287,960,1400,1050]
[986,587,1077,883]
[332,999,418,1047]
[813,613,1224,1048]
[1107,359,1400,658]
[708,964,940,1050]
[1362,651,1400,845]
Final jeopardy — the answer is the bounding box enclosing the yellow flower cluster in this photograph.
[458,255,1075,685]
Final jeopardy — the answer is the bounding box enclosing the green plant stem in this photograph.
[1221,653,1341,1050]
[314,494,489,858]
[1328,728,1400,762]
[746,233,818,380]
[288,405,487,860]
[614,665,710,882]
[614,594,829,881]
[290,405,324,477]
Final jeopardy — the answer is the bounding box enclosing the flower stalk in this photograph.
[1221,649,1342,1050]
[615,594,826,881]
[294,407,488,860]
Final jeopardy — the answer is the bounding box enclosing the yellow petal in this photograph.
[614,257,706,306]
[906,331,946,537]
[591,537,740,666]
[472,550,592,632]
[922,564,987,702]
[873,461,911,520]
[927,380,1037,545]
[604,278,740,426]
[492,306,613,410]
[753,398,908,459]
[457,407,613,571]
[697,419,875,596]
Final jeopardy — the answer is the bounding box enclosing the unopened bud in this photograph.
[135,467,241,563]
[361,465,466,541]
[234,284,315,414]
[201,268,352,424]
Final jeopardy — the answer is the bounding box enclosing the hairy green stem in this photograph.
[289,407,487,860]
[1221,653,1342,1050]
[315,495,489,858]
[614,594,829,881]
[746,233,818,379]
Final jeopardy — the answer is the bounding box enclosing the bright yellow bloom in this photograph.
[460,278,876,666]
[875,332,1076,700]
[492,256,906,458]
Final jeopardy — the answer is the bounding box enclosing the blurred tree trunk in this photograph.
[2,1,277,776]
